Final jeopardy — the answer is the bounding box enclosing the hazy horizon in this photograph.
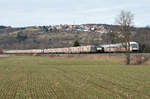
[0,0,149,27]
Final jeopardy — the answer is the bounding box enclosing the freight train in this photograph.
[2,42,139,54]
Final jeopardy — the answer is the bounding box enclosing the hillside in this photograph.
[0,26,102,49]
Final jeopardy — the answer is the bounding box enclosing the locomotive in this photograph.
[101,42,139,52]
[2,42,139,54]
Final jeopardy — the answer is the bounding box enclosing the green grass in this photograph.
[0,56,150,99]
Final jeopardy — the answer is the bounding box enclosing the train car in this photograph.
[3,50,22,54]
[68,45,97,53]
[30,49,44,54]
[101,42,139,53]
[44,45,97,54]
[43,48,52,54]
[3,49,43,54]
[44,47,69,54]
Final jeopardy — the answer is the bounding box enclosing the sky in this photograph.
[0,0,150,27]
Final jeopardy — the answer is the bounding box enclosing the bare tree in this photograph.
[115,10,134,65]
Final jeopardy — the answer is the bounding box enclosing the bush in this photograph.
[73,40,80,47]
[131,54,150,65]
[139,44,150,53]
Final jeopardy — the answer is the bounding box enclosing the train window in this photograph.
[131,44,137,48]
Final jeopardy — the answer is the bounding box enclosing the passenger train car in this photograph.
[44,45,97,54]
[3,49,43,54]
[3,42,139,54]
[101,42,139,52]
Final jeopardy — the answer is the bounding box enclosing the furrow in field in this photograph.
[0,76,22,99]
[50,86,60,99]
[25,70,67,99]
[42,73,67,99]
[86,79,128,99]
[53,67,127,99]
[0,80,16,98]
[76,70,150,98]
[50,67,106,98]
[55,66,150,99]
[73,69,150,99]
